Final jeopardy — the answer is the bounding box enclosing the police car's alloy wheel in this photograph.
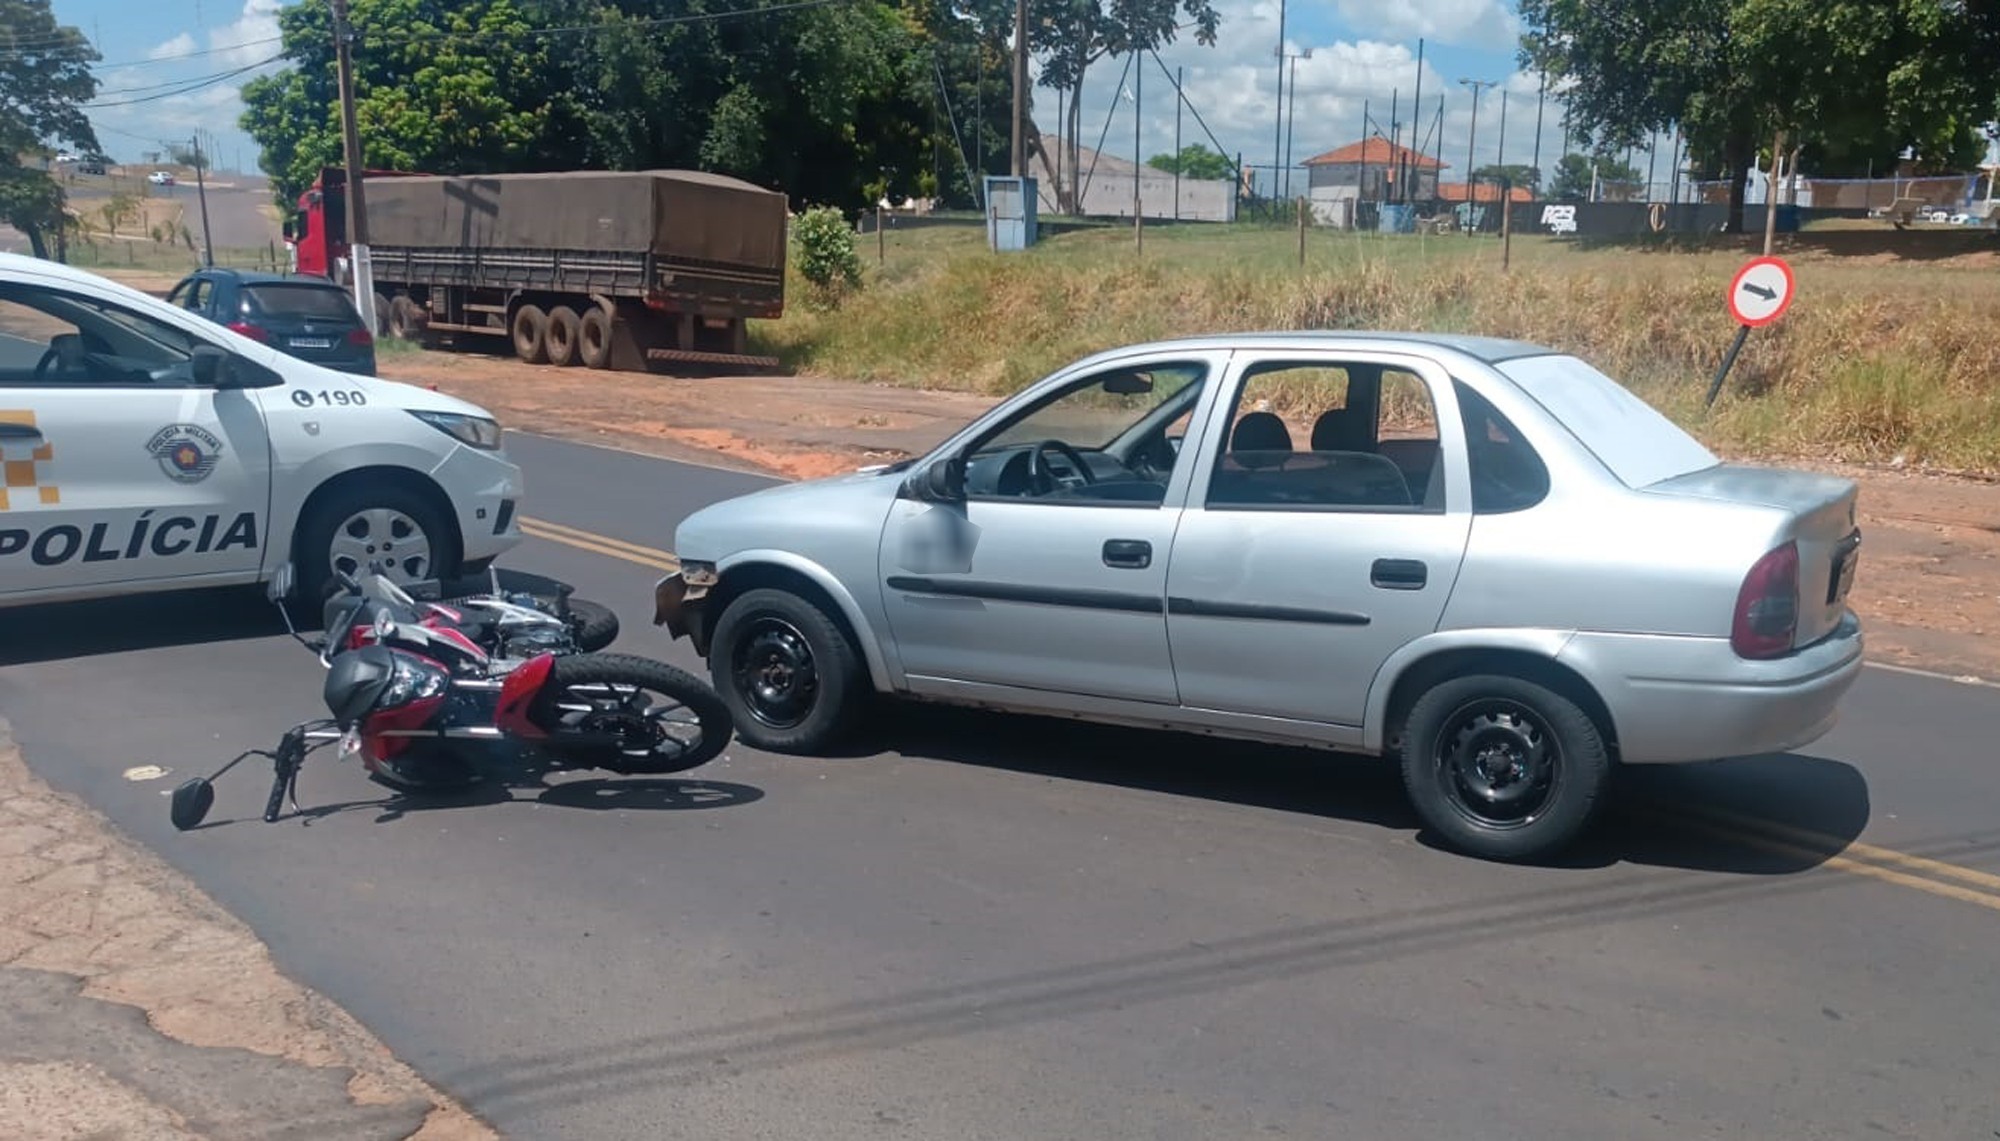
[296,483,456,604]
[329,507,434,584]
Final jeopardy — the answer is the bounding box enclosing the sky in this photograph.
[53,0,1638,191]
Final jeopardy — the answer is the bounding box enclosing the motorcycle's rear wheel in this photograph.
[527,652,733,774]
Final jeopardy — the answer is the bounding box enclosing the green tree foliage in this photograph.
[1520,0,1999,231]
[1549,153,1639,200]
[240,0,1033,214]
[791,204,863,309]
[241,0,566,206]
[1471,163,1541,194]
[1030,0,1224,213]
[1148,144,1232,179]
[0,0,100,259]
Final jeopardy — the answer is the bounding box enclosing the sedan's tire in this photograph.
[545,305,581,367]
[1398,674,1610,863]
[511,304,548,364]
[708,588,864,754]
[295,481,459,606]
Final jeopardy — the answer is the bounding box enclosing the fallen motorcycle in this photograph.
[169,566,733,831]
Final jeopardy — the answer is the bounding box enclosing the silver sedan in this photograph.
[653,333,1865,861]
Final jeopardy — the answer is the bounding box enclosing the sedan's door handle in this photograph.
[0,423,43,441]
[1371,558,1427,590]
[1102,539,1153,569]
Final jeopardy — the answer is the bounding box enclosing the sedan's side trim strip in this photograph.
[1166,596,1372,627]
[885,575,1164,615]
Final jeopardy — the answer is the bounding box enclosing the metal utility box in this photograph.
[984,175,1038,251]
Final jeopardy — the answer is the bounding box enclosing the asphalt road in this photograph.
[4,432,1998,1140]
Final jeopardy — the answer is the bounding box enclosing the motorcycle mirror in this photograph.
[169,778,215,831]
[266,561,295,604]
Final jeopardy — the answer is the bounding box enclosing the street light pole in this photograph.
[1276,45,1311,199]
[1010,0,1027,177]
[1272,0,1286,201]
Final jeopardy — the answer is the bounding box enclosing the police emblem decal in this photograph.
[147,424,224,483]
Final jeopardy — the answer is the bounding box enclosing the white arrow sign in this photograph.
[1728,256,1795,327]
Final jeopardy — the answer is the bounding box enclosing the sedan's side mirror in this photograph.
[907,456,965,503]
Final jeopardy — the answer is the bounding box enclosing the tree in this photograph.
[240,0,976,213]
[1030,0,1223,213]
[1472,163,1541,194]
[1149,144,1232,180]
[1520,0,1998,233]
[0,0,100,259]
[1549,153,1638,200]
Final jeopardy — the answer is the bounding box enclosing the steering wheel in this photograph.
[1027,439,1096,494]
[33,335,86,382]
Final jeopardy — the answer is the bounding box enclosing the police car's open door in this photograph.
[0,281,273,598]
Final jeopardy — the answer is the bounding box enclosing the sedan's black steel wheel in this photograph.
[1433,699,1561,830]
[733,617,819,730]
[707,588,866,754]
[1398,674,1610,863]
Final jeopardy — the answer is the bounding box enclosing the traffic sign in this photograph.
[1727,255,1795,327]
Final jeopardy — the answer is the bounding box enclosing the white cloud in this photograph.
[148,33,197,61]
[1332,0,1520,52]
[213,0,284,67]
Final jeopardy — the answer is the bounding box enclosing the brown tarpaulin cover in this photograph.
[366,170,787,269]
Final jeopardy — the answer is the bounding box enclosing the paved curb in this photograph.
[0,717,498,1140]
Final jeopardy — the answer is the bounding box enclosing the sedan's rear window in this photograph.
[1495,354,1717,488]
[242,284,360,322]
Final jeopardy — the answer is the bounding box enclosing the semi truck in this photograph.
[284,166,790,371]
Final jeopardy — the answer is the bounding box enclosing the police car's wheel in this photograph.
[297,483,457,602]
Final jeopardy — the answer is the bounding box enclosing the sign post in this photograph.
[1706,254,1795,408]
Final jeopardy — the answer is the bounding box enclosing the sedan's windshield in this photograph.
[1495,354,1717,488]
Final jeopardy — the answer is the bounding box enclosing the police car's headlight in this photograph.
[408,411,502,450]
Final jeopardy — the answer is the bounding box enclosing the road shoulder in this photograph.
[0,717,494,1140]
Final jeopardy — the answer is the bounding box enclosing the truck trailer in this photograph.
[285,166,790,371]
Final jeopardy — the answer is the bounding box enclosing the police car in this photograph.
[0,253,524,610]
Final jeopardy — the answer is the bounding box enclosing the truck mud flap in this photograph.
[645,348,783,370]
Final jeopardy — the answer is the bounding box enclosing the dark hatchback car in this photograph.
[165,268,376,375]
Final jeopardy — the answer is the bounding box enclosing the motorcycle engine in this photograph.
[499,626,572,659]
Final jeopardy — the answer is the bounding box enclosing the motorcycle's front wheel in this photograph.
[527,653,733,774]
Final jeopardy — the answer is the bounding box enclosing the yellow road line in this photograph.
[512,514,2000,913]
[1680,804,2000,895]
[519,517,678,571]
[1655,810,2000,915]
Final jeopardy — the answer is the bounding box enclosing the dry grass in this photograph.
[754,222,2000,473]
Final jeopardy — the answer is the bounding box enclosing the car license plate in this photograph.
[1827,537,1860,605]
[290,337,332,350]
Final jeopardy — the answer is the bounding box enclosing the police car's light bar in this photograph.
[407,410,502,450]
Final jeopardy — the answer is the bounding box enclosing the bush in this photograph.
[792,205,862,309]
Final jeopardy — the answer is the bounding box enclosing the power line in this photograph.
[84,56,282,108]
[0,35,283,67]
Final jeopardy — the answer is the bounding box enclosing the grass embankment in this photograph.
[755,223,2000,473]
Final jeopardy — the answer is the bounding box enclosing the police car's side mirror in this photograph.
[191,345,224,386]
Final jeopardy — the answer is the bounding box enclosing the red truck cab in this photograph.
[284,166,427,280]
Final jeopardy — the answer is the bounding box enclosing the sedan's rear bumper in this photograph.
[1561,610,1865,763]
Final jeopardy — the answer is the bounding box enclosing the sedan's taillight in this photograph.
[346,326,374,347]
[227,322,268,342]
[1731,540,1799,659]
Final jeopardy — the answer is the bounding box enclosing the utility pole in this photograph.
[1010,0,1027,177]
[1276,45,1311,198]
[191,135,214,266]
[329,0,375,332]
[1173,64,1182,221]
[1531,68,1545,193]
[1460,78,1496,235]
[1272,0,1286,202]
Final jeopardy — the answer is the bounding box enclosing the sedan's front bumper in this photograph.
[1561,610,1866,764]
[652,570,712,652]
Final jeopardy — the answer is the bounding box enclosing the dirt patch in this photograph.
[0,720,493,1140]
[373,350,2000,680]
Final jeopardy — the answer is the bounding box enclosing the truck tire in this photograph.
[388,296,424,342]
[545,305,581,367]
[512,304,548,364]
[372,293,390,337]
[578,307,614,369]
